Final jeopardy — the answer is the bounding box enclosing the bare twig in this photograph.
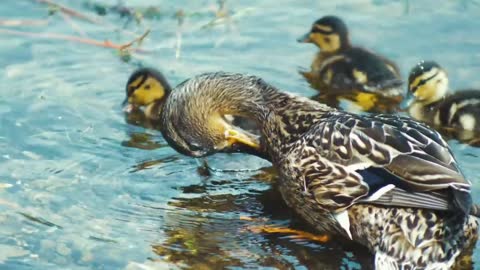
[119,29,150,51]
[0,19,48,27]
[0,28,150,53]
[33,0,101,24]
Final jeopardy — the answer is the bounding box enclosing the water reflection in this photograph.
[123,107,158,130]
[121,132,166,150]
[149,168,374,269]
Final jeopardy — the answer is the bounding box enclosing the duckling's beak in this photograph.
[297,32,312,43]
[400,92,415,110]
[122,97,135,113]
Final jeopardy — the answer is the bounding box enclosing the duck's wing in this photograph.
[314,50,402,97]
[298,111,471,215]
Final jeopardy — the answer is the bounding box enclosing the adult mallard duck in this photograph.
[298,15,403,112]
[403,61,480,131]
[158,72,479,269]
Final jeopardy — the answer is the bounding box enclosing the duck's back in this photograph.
[344,47,401,90]
[314,47,402,97]
[435,89,480,130]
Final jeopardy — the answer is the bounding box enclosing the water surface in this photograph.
[1,0,480,269]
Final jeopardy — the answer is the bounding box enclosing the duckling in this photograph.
[404,60,480,131]
[298,16,403,110]
[158,71,479,269]
[123,67,172,126]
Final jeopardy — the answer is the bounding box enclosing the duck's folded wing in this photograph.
[302,112,471,214]
[289,146,369,212]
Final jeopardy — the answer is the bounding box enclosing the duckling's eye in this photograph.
[436,79,442,84]
[323,37,331,44]
[144,84,151,90]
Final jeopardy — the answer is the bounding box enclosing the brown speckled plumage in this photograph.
[159,72,479,269]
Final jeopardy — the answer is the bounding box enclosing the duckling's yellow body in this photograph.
[405,61,480,132]
[158,72,478,269]
[299,16,402,112]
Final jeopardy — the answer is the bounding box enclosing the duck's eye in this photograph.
[324,37,331,44]
[144,84,151,90]
[436,79,442,84]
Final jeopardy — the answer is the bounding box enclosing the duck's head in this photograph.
[159,72,267,159]
[298,15,350,53]
[402,61,449,108]
[123,68,172,111]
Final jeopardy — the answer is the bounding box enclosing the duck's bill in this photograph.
[224,128,269,160]
[297,32,312,43]
[399,92,415,111]
[224,128,261,150]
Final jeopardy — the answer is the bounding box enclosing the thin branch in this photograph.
[33,0,101,24]
[119,29,150,51]
[0,28,150,53]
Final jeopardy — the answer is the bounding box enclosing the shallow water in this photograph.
[1,0,480,269]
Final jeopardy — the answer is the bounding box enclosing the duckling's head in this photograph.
[298,15,350,53]
[123,68,172,108]
[406,61,449,105]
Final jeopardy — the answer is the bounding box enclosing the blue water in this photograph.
[1,0,479,269]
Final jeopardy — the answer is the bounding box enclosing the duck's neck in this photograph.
[165,72,331,159]
[210,74,331,158]
[261,92,331,159]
